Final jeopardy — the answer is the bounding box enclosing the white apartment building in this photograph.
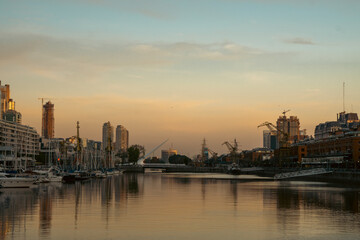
[0,119,40,169]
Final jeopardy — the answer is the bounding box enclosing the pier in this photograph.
[274,168,333,180]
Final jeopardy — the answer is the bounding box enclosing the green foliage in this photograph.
[169,154,192,165]
[127,145,145,164]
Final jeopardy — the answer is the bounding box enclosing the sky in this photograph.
[1,0,360,157]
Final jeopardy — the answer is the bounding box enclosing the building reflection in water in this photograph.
[262,182,360,213]
[39,187,53,236]
[263,181,360,235]
[2,175,360,239]
[0,189,37,240]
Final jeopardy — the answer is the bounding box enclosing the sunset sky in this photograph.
[1,0,360,156]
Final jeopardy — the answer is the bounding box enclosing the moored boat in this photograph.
[62,174,76,183]
[227,163,242,175]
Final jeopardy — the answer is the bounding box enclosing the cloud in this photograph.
[0,32,268,79]
[283,37,316,45]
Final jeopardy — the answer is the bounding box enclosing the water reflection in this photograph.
[39,187,52,236]
[262,182,360,213]
[0,188,37,240]
[0,174,360,240]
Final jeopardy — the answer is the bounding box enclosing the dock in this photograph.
[274,168,333,180]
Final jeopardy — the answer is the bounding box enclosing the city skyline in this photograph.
[1,0,360,156]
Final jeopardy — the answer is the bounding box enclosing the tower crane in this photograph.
[222,139,239,164]
[207,148,218,166]
[282,109,290,117]
[257,121,289,148]
[38,97,55,106]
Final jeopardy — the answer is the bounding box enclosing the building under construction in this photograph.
[42,101,55,139]
[276,115,300,145]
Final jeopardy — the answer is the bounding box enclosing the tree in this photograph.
[127,145,145,164]
[169,154,192,165]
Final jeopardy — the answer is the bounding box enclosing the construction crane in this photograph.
[38,97,55,106]
[222,139,239,164]
[257,121,289,148]
[207,148,218,166]
[282,109,290,117]
[258,120,291,166]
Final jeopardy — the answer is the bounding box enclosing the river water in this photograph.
[1,173,360,240]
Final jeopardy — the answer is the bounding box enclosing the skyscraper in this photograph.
[115,125,129,154]
[102,122,114,152]
[263,130,277,150]
[42,101,55,138]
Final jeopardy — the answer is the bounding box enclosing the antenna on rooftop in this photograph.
[343,82,345,113]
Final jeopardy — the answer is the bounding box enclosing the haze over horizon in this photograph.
[1,0,360,156]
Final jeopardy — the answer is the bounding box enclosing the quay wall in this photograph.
[260,168,360,184]
[120,166,227,173]
[120,165,360,184]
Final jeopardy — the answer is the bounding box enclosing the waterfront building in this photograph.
[288,112,360,166]
[161,149,177,163]
[290,132,360,166]
[42,101,55,138]
[102,122,114,152]
[115,125,129,154]
[243,148,274,162]
[315,112,360,140]
[0,119,40,169]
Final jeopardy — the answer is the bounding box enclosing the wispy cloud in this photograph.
[283,37,316,45]
[0,32,268,77]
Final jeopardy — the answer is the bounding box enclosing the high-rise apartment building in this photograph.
[102,122,114,152]
[0,119,40,168]
[0,81,10,119]
[0,82,22,124]
[42,101,55,138]
[115,125,129,154]
[276,115,300,145]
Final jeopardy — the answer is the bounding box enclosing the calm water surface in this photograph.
[1,173,360,240]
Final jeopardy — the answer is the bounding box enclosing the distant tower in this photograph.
[42,101,55,138]
[263,130,277,150]
[102,122,114,151]
[263,130,271,148]
[201,138,209,162]
[115,125,129,154]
